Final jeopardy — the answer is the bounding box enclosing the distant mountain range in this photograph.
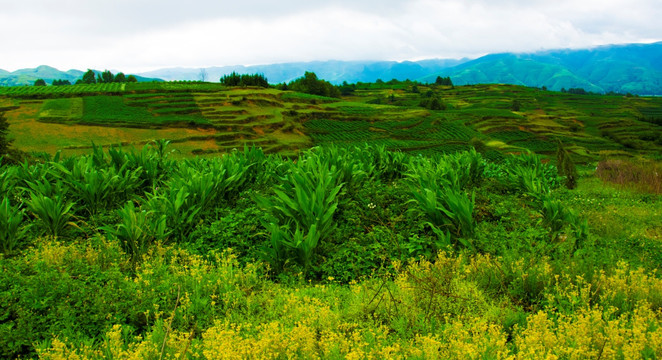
[0,66,160,86]
[2,42,662,94]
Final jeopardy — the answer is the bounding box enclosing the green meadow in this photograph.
[0,81,661,359]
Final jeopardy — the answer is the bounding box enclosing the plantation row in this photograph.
[0,82,231,98]
[0,83,126,96]
[1,142,585,268]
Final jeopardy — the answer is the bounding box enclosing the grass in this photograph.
[2,82,662,160]
[1,143,661,358]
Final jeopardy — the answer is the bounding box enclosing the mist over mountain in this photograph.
[2,42,662,94]
[139,59,470,84]
[140,42,662,94]
[430,42,662,94]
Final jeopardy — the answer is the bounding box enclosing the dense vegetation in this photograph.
[0,79,661,358]
[0,139,660,358]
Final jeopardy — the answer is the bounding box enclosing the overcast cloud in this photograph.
[1,0,660,72]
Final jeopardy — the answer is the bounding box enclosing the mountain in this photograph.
[0,66,161,86]
[4,42,662,94]
[422,42,662,94]
[140,59,470,84]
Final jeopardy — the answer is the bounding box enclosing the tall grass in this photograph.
[595,158,661,194]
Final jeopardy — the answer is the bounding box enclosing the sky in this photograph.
[1,0,661,73]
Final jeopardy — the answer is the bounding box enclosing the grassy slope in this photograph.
[2,82,661,161]
[1,82,662,358]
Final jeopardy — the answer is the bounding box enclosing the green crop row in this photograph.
[0,83,125,97]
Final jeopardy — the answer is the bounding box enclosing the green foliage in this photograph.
[0,113,11,157]
[33,79,46,86]
[103,201,168,263]
[81,69,96,84]
[406,153,479,248]
[256,153,343,270]
[52,79,71,86]
[435,76,453,86]
[501,152,560,199]
[0,196,26,254]
[26,192,75,237]
[556,141,578,189]
[288,72,340,98]
[220,72,269,87]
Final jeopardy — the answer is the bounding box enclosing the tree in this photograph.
[556,141,578,189]
[220,72,269,87]
[34,79,46,86]
[99,70,114,84]
[0,112,11,157]
[288,72,339,98]
[127,75,138,83]
[199,68,208,82]
[435,76,453,86]
[511,99,522,111]
[114,72,126,83]
[82,69,96,84]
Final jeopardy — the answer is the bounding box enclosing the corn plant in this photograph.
[408,184,476,241]
[503,152,561,197]
[539,195,590,246]
[0,166,18,200]
[256,156,343,269]
[122,140,176,189]
[102,202,168,263]
[407,158,476,249]
[260,223,289,272]
[371,144,407,182]
[27,192,75,237]
[0,196,27,254]
[144,187,202,242]
[539,196,569,240]
[317,144,375,193]
[283,224,321,271]
[59,157,143,215]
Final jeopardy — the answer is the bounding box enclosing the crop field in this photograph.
[1,80,662,358]
[2,82,662,160]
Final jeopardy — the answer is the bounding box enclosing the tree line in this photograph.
[33,69,138,86]
[220,72,269,87]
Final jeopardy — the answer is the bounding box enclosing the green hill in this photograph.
[1,81,661,161]
[0,66,162,86]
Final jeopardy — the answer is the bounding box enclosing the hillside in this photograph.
[1,81,661,161]
[0,66,162,86]
[136,42,662,95]
[1,81,661,359]
[428,42,662,94]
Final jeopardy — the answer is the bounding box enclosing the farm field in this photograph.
[0,81,661,359]
[2,82,661,160]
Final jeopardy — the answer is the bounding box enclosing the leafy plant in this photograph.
[103,201,168,263]
[256,154,343,270]
[0,196,27,253]
[26,192,76,237]
[407,156,476,249]
[144,187,201,242]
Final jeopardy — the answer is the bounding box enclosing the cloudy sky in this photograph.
[1,0,661,73]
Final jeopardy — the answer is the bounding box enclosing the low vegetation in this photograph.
[0,78,661,358]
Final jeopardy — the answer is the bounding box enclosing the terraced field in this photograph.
[1,82,661,159]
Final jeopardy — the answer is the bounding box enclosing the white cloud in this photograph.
[0,0,660,72]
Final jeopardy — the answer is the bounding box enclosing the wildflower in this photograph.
[368,202,376,209]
